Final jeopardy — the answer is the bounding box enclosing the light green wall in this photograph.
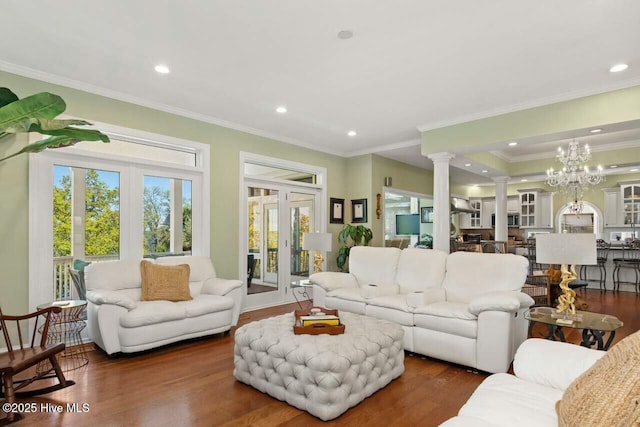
[0,133,30,313]
[0,70,349,310]
[421,85,640,155]
[370,155,435,246]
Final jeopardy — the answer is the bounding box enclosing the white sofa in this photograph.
[84,255,242,355]
[441,338,606,426]
[310,247,533,373]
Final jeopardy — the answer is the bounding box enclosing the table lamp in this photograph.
[302,232,333,273]
[536,233,596,322]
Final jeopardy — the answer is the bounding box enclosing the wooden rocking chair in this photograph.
[0,306,75,424]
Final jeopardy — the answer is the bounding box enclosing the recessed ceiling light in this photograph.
[347,130,357,137]
[508,141,518,146]
[610,165,618,168]
[521,179,528,182]
[630,168,639,172]
[464,163,471,167]
[609,63,629,73]
[590,128,603,133]
[481,170,488,173]
[276,106,287,114]
[154,64,170,74]
[338,30,354,40]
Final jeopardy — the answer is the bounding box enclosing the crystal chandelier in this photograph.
[546,140,604,213]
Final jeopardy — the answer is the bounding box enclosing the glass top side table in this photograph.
[525,306,623,350]
[36,300,89,372]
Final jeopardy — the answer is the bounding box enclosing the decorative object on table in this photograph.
[0,87,110,162]
[293,307,344,335]
[545,139,604,214]
[536,233,597,322]
[336,224,373,271]
[421,206,433,223]
[302,232,333,273]
[351,198,368,223]
[329,197,344,224]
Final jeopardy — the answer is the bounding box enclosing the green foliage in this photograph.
[53,170,120,256]
[336,224,373,271]
[0,87,109,162]
[144,186,171,253]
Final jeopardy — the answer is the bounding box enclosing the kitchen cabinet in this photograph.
[538,192,553,228]
[460,198,482,229]
[507,196,519,212]
[518,189,553,228]
[603,188,621,227]
[481,198,495,229]
[603,183,640,227]
[622,183,640,226]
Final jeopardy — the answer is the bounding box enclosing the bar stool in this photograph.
[613,240,640,292]
[579,240,611,291]
[481,241,507,254]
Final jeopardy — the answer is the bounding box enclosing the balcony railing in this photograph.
[53,255,119,300]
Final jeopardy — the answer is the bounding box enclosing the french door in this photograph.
[245,180,320,309]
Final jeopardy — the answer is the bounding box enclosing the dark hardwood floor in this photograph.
[7,289,640,427]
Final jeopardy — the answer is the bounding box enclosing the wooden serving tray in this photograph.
[293,307,345,335]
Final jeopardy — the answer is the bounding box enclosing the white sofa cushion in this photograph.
[348,246,401,287]
[414,301,477,320]
[361,283,399,299]
[85,259,144,291]
[442,252,528,303]
[366,294,414,313]
[327,287,366,303]
[513,338,605,391]
[395,248,447,293]
[120,295,234,328]
[455,373,563,427]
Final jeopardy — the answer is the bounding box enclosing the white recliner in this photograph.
[310,247,532,373]
[85,255,242,355]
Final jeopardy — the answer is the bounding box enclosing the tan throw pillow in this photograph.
[140,260,192,302]
[557,330,640,426]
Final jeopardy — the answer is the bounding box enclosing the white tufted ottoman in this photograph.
[233,311,405,421]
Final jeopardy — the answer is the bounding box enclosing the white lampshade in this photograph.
[302,232,333,252]
[536,233,597,265]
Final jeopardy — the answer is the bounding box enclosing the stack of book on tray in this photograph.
[299,313,340,327]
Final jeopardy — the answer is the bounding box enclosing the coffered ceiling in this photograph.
[1,1,639,184]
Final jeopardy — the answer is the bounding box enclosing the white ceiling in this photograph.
[2,1,640,184]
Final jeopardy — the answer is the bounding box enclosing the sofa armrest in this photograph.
[513,338,605,391]
[202,277,243,296]
[467,291,534,315]
[406,288,446,308]
[361,284,400,299]
[309,272,358,292]
[86,289,137,310]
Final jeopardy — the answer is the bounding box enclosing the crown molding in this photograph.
[492,139,640,163]
[417,79,640,133]
[0,61,349,157]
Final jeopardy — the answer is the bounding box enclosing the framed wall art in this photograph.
[351,198,368,223]
[421,207,433,223]
[330,198,345,224]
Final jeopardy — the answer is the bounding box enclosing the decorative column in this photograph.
[428,152,455,253]
[493,176,509,243]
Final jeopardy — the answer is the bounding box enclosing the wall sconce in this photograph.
[384,177,392,187]
[376,193,381,219]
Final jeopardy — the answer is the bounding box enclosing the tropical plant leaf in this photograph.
[28,124,110,142]
[0,92,66,133]
[0,135,77,162]
[29,118,93,131]
[0,88,19,109]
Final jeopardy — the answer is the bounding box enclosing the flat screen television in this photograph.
[396,214,420,236]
